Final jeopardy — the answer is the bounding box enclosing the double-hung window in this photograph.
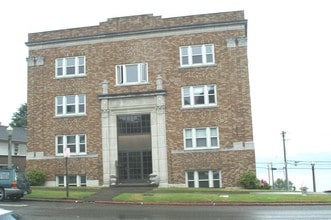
[116,63,148,85]
[56,56,85,77]
[186,170,221,188]
[56,175,87,187]
[182,85,216,108]
[56,134,86,155]
[180,44,214,67]
[56,94,86,116]
[184,127,219,149]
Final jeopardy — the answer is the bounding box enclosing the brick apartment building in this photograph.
[26,10,255,187]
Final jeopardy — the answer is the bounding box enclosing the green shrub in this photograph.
[240,171,259,189]
[27,169,46,186]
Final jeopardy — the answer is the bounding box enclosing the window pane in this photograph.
[198,171,208,180]
[67,136,76,153]
[196,138,207,147]
[58,145,63,154]
[66,105,75,113]
[208,85,215,103]
[206,54,214,63]
[117,66,123,84]
[57,106,63,114]
[192,55,203,64]
[196,129,206,137]
[213,181,220,188]
[187,171,194,180]
[126,64,138,83]
[192,46,202,54]
[66,58,75,75]
[78,95,85,113]
[66,96,75,104]
[192,46,203,64]
[78,57,84,65]
[79,135,86,153]
[57,136,63,144]
[66,67,75,75]
[199,181,209,188]
[184,97,190,105]
[194,96,204,105]
[205,45,213,54]
[141,63,147,82]
[58,176,64,185]
[80,175,87,186]
[210,128,217,136]
[188,181,195,188]
[211,137,218,146]
[56,97,63,114]
[185,129,192,137]
[67,136,75,144]
[181,57,189,65]
[57,96,63,105]
[57,136,63,154]
[66,57,75,66]
[194,87,204,105]
[183,87,190,96]
[186,139,193,148]
[69,175,77,185]
[57,68,63,76]
[56,59,63,76]
[181,47,188,56]
[66,96,75,113]
[79,66,85,74]
[213,171,219,179]
[208,95,215,104]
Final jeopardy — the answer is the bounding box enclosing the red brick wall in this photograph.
[27,11,255,187]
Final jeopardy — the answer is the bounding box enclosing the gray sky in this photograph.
[1,0,331,188]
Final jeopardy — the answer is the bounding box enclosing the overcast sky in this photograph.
[1,0,331,177]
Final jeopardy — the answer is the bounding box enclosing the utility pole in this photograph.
[271,162,276,189]
[311,161,316,192]
[281,131,289,190]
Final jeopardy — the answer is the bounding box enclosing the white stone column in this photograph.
[101,99,111,186]
[155,95,168,187]
[109,113,118,177]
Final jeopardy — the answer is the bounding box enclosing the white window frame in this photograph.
[55,56,86,78]
[56,175,87,187]
[186,170,221,188]
[56,134,87,156]
[55,94,86,116]
[180,44,214,67]
[184,127,219,149]
[182,85,217,108]
[116,63,148,85]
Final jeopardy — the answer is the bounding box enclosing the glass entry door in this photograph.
[118,151,152,182]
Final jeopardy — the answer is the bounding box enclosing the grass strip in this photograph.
[113,193,331,203]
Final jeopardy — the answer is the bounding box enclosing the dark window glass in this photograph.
[117,114,150,135]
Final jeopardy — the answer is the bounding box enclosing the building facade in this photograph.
[26,11,255,187]
[0,125,27,170]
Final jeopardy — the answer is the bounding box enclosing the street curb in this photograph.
[22,198,331,206]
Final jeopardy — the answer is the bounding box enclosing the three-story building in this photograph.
[26,10,255,187]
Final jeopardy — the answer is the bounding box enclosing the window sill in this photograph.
[181,105,219,110]
[179,64,217,69]
[54,74,87,79]
[54,114,87,119]
[115,82,150,87]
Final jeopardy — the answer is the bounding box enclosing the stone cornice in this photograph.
[26,20,247,49]
[98,90,167,100]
